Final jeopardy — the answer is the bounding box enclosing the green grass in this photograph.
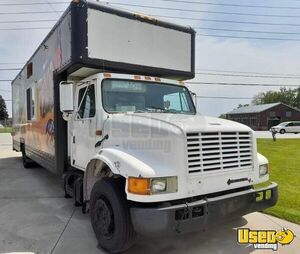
[257,139,300,225]
[0,127,12,133]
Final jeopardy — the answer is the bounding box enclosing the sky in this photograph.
[1,0,300,117]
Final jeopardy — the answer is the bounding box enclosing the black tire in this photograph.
[90,178,136,253]
[280,129,286,134]
[21,146,34,168]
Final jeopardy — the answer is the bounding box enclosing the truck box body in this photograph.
[12,0,195,175]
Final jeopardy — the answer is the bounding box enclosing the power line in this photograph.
[196,95,252,99]
[157,15,300,27]
[0,27,51,31]
[196,72,300,79]
[110,2,300,18]
[1,3,299,28]
[195,27,300,36]
[0,19,56,24]
[0,0,299,11]
[0,68,21,71]
[0,1,69,6]
[196,68,300,77]
[187,81,300,87]
[157,0,300,10]
[0,62,24,65]
[46,0,62,17]
[196,33,300,41]
[0,10,63,15]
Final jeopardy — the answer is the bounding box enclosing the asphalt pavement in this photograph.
[0,133,299,254]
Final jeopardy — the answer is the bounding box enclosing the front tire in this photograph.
[90,178,136,253]
[280,129,286,134]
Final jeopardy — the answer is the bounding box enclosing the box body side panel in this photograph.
[12,12,72,174]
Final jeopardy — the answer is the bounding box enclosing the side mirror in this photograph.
[59,81,74,113]
[59,81,74,121]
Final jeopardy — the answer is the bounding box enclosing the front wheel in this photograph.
[90,178,136,253]
[280,129,286,134]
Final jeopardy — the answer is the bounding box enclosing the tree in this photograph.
[0,95,9,120]
[252,87,300,109]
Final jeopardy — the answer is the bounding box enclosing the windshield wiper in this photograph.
[134,110,148,113]
[147,106,167,112]
[148,106,182,113]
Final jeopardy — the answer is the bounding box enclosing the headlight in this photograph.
[259,164,269,177]
[128,176,178,195]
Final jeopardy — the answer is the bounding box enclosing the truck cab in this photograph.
[11,1,277,252]
[60,72,277,252]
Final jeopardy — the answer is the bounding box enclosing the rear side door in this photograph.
[285,122,294,133]
[71,82,97,170]
[291,122,300,133]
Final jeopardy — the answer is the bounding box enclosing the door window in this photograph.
[163,92,189,111]
[26,86,36,120]
[77,84,95,119]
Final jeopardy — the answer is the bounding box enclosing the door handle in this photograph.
[95,134,109,148]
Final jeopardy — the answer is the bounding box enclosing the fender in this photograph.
[84,148,159,202]
[257,152,268,165]
[91,148,157,177]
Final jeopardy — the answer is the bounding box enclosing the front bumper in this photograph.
[130,182,278,236]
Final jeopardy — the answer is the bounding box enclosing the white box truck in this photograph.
[12,0,278,252]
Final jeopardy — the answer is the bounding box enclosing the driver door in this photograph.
[71,82,96,170]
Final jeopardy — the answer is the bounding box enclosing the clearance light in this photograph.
[144,76,151,81]
[134,13,156,21]
[103,73,111,78]
[179,81,185,85]
[134,75,141,80]
[154,77,161,82]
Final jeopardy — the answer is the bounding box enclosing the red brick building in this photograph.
[226,103,300,130]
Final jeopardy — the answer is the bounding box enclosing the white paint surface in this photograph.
[87,9,192,72]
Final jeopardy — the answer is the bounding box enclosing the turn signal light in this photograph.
[128,177,150,195]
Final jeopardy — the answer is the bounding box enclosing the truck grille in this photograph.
[186,132,253,174]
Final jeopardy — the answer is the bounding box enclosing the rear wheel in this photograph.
[90,178,136,253]
[280,129,286,134]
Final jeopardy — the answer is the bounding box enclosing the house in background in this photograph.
[225,102,300,130]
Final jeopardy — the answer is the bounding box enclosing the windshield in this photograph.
[278,122,288,126]
[102,79,196,114]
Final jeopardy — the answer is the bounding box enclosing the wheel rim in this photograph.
[94,197,114,240]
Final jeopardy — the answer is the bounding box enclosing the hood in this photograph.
[106,113,252,134]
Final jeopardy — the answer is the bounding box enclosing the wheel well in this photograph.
[83,159,124,202]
